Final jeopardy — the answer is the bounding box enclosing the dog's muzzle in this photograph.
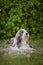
[22,32,29,42]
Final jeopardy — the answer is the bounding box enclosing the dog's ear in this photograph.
[15,30,24,48]
[17,35,21,43]
[16,30,23,43]
[16,35,22,48]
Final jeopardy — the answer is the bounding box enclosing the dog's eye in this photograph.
[19,30,24,34]
[19,30,24,35]
[21,31,23,33]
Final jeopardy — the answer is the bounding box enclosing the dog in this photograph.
[4,29,36,53]
[7,29,29,48]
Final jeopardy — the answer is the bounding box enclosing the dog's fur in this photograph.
[7,29,29,48]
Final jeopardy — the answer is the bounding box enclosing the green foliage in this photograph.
[0,0,43,39]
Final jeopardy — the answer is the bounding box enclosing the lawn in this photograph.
[0,39,43,65]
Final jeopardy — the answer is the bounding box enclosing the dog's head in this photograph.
[15,29,29,47]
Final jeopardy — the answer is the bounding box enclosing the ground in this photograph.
[0,39,43,65]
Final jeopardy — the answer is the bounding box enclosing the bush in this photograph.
[0,0,43,39]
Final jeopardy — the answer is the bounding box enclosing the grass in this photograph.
[0,39,43,65]
[29,39,43,47]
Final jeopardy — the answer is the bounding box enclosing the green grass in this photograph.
[0,53,43,65]
[0,39,43,65]
[29,39,43,47]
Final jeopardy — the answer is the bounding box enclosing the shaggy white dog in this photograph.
[7,29,35,53]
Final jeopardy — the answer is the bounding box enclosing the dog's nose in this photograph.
[26,32,28,35]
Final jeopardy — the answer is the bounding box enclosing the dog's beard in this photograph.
[22,35,29,43]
